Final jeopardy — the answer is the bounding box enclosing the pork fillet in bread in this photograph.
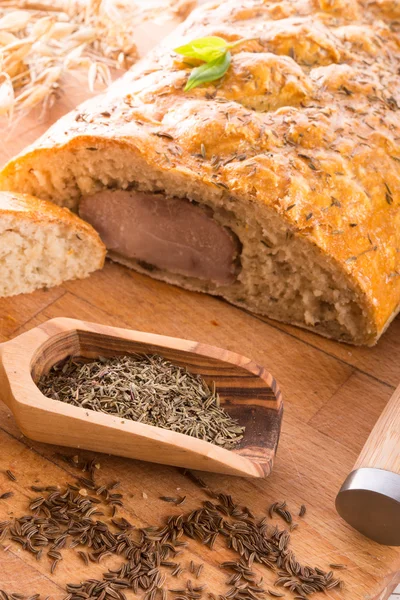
[0,0,399,344]
[0,192,105,297]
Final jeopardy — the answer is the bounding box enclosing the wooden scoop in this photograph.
[0,318,283,478]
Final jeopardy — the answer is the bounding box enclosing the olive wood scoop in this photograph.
[336,382,400,545]
[0,318,283,478]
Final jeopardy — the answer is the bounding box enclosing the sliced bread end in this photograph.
[0,191,106,298]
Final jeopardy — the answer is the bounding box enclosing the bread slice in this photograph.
[0,0,399,345]
[0,191,105,297]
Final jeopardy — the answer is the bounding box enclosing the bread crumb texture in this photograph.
[0,0,399,344]
[0,192,105,296]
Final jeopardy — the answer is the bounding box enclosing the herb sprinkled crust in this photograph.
[0,0,399,344]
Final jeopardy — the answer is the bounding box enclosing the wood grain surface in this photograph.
[0,13,399,600]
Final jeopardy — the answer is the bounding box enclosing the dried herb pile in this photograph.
[37,355,245,449]
[0,457,344,600]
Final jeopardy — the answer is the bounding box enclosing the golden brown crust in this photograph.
[1,0,400,340]
[0,191,106,260]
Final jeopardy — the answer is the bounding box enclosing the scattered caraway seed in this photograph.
[77,550,89,566]
[0,461,343,599]
[329,563,347,570]
[0,492,13,500]
[38,354,245,449]
[5,471,16,482]
[161,495,187,506]
[108,481,121,490]
[298,505,306,518]
[268,501,293,524]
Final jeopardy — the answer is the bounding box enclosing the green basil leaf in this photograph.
[174,36,230,62]
[184,51,231,91]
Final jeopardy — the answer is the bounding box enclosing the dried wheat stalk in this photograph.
[0,0,196,120]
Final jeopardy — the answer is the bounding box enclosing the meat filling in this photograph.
[79,190,241,285]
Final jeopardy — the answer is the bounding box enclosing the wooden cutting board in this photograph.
[0,13,399,600]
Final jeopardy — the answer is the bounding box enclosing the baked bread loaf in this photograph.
[0,191,105,297]
[0,0,399,344]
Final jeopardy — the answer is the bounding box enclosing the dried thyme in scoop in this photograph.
[37,354,245,449]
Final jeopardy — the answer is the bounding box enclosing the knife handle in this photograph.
[336,383,400,546]
[354,383,400,474]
